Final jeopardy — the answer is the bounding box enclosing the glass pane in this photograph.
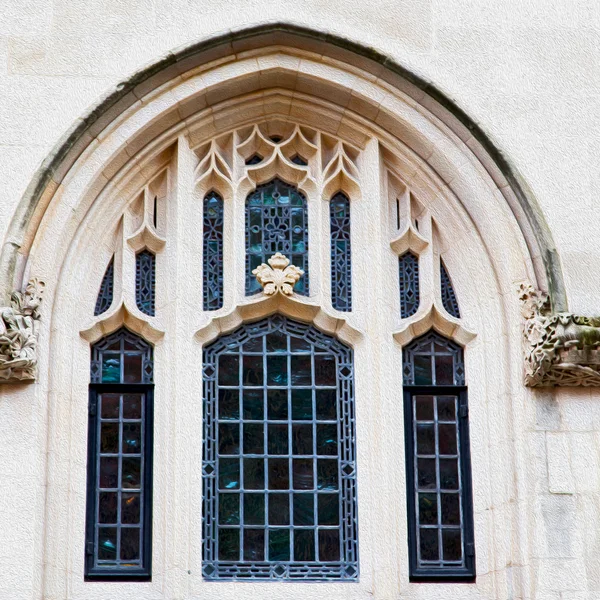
[268,424,289,454]
[314,355,336,385]
[441,493,461,525]
[417,458,437,490]
[99,457,118,488]
[418,493,438,525]
[316,424,338,456]
[318,493,339,525]
[268,458,289,490]
[439,424,458,455]
[122,394,142,419]
[293,493,315,526]
[317,459,338,490]
[292,389,312,420]
[121,493,141,524]
[437,396,456,421]
[101,394,120,418]
[120,528,140,561]
[243,336,263,352]
[122,423,141,454]
[219,389,240,420]
[419,528,439,561]
[290,337,311,352]
[243,458,264,490]
[290,355,311,385]
[123,354,142,383]
[269,529,290,561]
[416,423,435,455]
[268,493,290,525]
[243,389,263,420]
[98,492,118,523]
[267,355,287,385]
[102,354,121,383]
[219,458,240,490]
[435,354,454,386]
[244,529,265,561]
[293,458,314,490]
[266,331,287,353]
[318,529,340,561]
[100,423,119,453]
[413,354,432,385]
[439,458,459,490]
[218,423,240,455]
[243,493,265,525]
[219,529,240,561]
[415,395,434,421]
[122,458,141,489]
[219,493,240,525]
[98,528,117,560]
[292,424,313,455]
[219,354,239,385]
[267,389,288,420]
[315,389,336,420]
[294,529,315,561]
[243,355,264,386]
[243,423,264,455]
[442,528,462,561]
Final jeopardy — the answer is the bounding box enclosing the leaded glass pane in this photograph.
[399,252,420,318]
[330,192,352,311]
[94,258,114,316]
[440,260,460,318]
[203,316,358,581]
[135,250,155,316]
[203,192,224,311]
[245,179,309,296]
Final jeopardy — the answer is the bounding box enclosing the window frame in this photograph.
[84,383,155,582]
[402,384,476,583]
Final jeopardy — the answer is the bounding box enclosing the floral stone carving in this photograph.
[0,279,45,382]
[252,253,304,296]
[520,283,600,386]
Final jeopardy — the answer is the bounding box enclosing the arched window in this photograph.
[440,260,460,319]
[203,191,224,311]
[329,192,352,311]
[85,328,154,581]
[135,250,156,316]
[402,331,475,581]
[399,252,420,318]
[202,316,358,581]
[245,179,309,296]
[94,257,114,316]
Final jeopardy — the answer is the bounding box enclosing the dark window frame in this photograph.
[403,384,476,582]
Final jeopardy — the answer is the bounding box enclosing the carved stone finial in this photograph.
[0,278,45,382]
[520,282,600,387]
[252,253,304,296]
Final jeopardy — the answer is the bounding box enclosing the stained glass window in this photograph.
[203,192,224,311]
[86,328,154,580]
[440,260,460,319]
[399,252,420,318]
[202,316,358,581]
[245,179,309,296]
[135,250,155,316]
[402,332,475,582]
[94,257,114,316]
[330,193,352,311]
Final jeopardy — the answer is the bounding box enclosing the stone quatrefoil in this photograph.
[252,253,304,296]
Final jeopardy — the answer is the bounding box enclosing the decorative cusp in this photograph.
[252,253,304,296]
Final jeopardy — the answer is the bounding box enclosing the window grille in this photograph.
[399,252,420,318]
[85,328,154,581]
[94,257,114,316]
[202,316,358,581]
[203,192,224,311]
[330,193,352,311]
[440,260,460,318]
[135,250,155,316]
[402,331,475,582]
[245,179,309,296]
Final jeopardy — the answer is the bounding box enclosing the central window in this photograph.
[202,316,358,581]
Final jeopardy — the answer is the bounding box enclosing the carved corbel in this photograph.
[252,253,304,296]
[0,278,45,382]
[520,283,600,386]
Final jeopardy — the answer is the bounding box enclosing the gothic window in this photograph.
[330,192,352,311]
[135,249,156,316]
[85,328,154,581]
[402,332,475,582]
[203,192,224,311]
[440,260,460,319]
[94,257,114,316]
[245,179,309,296]
[399,252,420,318]
[202,316,358,581]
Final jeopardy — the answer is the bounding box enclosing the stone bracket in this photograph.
[520,283,600,387]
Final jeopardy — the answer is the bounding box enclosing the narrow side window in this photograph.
[402,332,475,582]
[330,192,352,311]
[440,260,460,318]
[203,191,224,311]
[85,328,154,581]
[399,252,420,318]
[95,257,115,316]
[136,250,156,316]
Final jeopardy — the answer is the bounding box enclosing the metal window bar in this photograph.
[245,179,309,296]
[203,192,224,311]
[202,316,358,581]
[330,193,352,312]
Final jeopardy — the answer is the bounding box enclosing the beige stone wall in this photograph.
[1,2,600,600]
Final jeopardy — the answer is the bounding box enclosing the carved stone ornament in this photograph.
[520,283,600,386]
[252,253,304,296]
[0,279,45,382]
